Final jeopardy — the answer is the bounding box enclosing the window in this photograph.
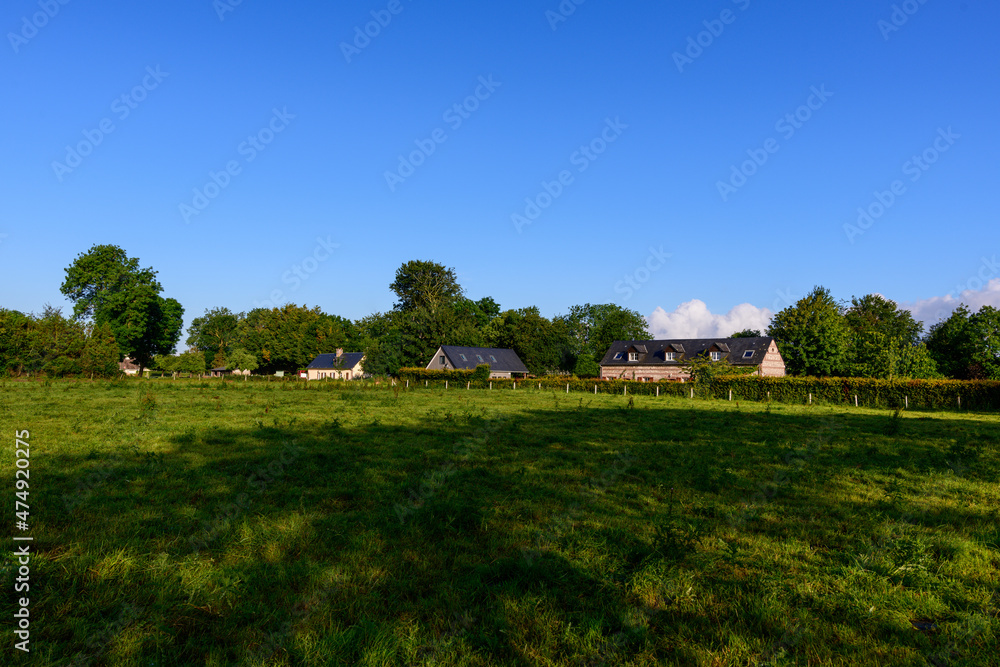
[477,355,483,362]
[710,351,721,361]
[459,354,467,361]
[613,352,623,360]
[628,352,639,361]
[743,350,754,359]
[665,352,676,361]
[439,355,445,365]
[490,355,497,362]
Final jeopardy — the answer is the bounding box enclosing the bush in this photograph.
[397,367,475,382]
[471,364,491,381]
[706,376,1000,410]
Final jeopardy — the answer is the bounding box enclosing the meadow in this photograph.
[1,378,998,666]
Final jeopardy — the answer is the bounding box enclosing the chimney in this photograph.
[336,348,343,357]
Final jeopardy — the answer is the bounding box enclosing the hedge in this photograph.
[392,374,1000,410]
[705,376,1000,410]
[397,367,476,382]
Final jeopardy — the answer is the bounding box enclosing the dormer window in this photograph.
[664,352,676,361]
[628,352,639,362]
[710,351,722,361]
[743,350,754,359]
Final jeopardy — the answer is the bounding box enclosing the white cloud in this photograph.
[902,278,1000,327]
[646,300,773,339]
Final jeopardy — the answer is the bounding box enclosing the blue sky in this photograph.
[2,0,998,342]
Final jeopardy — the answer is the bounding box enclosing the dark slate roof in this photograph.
[439,346,529,373]
[306,353,365,370]
[599,337,776,367]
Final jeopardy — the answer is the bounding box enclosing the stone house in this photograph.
[599,337,786,381]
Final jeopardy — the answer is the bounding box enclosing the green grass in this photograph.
[1,378,998,666]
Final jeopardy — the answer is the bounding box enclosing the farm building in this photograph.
[305,349,365,380]
[426,346,529,379]
[599,337,786,381]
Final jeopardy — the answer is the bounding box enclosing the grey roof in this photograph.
[438,346,529,373]
[307,353,364,370]
[599,337,777,367]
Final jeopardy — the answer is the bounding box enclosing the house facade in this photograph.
[305,349,365,380]
[426,346,529,379]
[599,337,786,381]
[118,357,140,375]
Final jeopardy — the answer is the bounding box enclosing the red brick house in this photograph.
[599,337,786,381]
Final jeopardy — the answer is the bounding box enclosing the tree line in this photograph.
[1,246,997,380]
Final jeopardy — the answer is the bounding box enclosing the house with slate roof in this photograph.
[305,349,365,380]
[426,346,529,379]
[599,337,786,382]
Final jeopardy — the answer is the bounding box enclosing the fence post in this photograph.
[855,395,858,407]
[406,380,409,388]
[656,386,659,397]
[958,395,961,410]
[538,382,541,390]
[445,381,448,389]
[594,385,597,395]
[809,393,812,405]
[729,389,732,401]
[905,396,908,409]
[425,380,427,387]
[690,387,694,399]
[767,391,770,401]
[566,383,569,394]
[514,382,516,390]
[467,381,470,390]
[624,384,627,396]
[490,382,492,390]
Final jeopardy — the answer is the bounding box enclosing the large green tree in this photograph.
[484,307,573,375]
[767,286,849,376]
[390,260,464,313]
[235,304,355,373]
[186,307,242,364]
[559,303,650,362]
[928,305,1000,379]
[60,245,184,372]
[356,312,406,376]
[925,306,978,379]
[843,294,935,378]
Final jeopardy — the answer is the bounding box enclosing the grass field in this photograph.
[1,378,998,666]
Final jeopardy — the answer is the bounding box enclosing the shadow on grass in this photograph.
[9,396,1000,665]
